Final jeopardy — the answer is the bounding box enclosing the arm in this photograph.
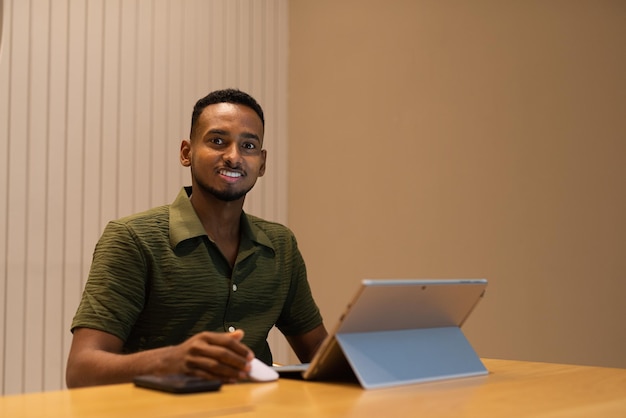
[285,324,328,363]
[66,327,254,388]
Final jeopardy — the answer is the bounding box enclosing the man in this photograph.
[66,89,327,388]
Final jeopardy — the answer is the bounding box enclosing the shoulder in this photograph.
[109,205,170,231]
[245,213,296,241]
[243,213,304,260]
[101,205,170,244]
[115,205,170,226]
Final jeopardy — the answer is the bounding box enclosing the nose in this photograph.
[223,143,242,166]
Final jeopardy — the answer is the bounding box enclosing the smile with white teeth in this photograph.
[220,169,242,178]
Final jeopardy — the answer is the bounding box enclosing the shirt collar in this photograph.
[169,186,275,254]
[169,187,205,248]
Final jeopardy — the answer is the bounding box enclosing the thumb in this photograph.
[228,328,245,341]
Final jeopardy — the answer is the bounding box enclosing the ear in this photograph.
[258,149,267,177]
[180,139,191,167]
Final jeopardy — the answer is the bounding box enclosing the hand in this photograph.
[165,329,254,382]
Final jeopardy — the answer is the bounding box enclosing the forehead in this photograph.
[197,102,264,136]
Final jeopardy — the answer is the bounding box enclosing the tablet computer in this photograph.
[276,279,488,388]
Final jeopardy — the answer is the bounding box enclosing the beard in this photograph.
[203,184,251,202]
[192,171,255,202]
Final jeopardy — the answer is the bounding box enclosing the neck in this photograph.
[189,190,244,240]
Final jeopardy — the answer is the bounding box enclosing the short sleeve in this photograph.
[275,235,323,336]
[71,221,148,341]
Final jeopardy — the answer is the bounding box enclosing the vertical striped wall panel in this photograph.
[0,0,289,395]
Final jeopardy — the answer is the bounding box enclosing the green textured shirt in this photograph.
[71,187,323,364]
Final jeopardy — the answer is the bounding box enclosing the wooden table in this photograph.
[2,359,625,417]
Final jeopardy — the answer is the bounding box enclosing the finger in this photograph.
[185,337,251,376]
[186,352,248,381]
[199,331,254,360]
[201,360,248,381]
[226,330,255,361]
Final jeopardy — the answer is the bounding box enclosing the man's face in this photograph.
[181,102,266,202]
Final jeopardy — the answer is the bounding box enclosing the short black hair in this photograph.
[190,89,265,138]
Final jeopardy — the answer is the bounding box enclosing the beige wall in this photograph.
[288,0,626,368]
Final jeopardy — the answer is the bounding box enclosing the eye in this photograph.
[242,142,256,150]
[211,137,224,145]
